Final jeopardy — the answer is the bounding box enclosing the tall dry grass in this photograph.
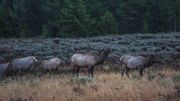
[0,68,179,101]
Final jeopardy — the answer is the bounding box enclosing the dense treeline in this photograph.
[0,0,179,37]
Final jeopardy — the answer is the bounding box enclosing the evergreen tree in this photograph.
[117,0,145,34]
[98,11,118,35]
[41,25,50,37]
[0,0,180,37]
[86,0,106,35]
[0,0,17,37]
[23,0,44,36]
[60,0,90,37]
[42,0,63,37]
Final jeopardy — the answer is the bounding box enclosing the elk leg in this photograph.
[121,64,126,76]
[125,68,130,78]
[88,66,91,78]
[91,67,94,78]
[76,67,80,77]
[121,68,126,76]
[73,66,76,76]
[139,68,144,77]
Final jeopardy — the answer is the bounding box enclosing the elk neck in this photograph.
[96,49,110,65]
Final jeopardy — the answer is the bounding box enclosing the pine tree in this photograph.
[0,0,180,37]
[22,0,45,36]
[0,0,17,37]
[98,11,118,35]
[60,0,90,37]
[41,25,50,37]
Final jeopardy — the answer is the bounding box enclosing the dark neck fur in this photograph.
[145,58,159,67]
[96,49,110,65]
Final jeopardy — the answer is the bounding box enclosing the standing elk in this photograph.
[5,56,38,75]
[120,54,161,77]
[71,48,110,78]
[41,57,64,71]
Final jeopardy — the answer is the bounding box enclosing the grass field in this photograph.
[0,67,179,101]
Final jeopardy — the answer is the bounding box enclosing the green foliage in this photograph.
[99,11,118,35]
[0,0,179,37]
[60,0,90,37]
[41,25,50,37]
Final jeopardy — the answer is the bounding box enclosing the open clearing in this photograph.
[0,67,179,101]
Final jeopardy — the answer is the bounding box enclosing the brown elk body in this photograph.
[71,48,110,78]
[41,57,63,71]
[5,56,38,75]
[120,55,161,77]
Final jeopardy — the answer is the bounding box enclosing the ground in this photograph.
[0,66,179,101]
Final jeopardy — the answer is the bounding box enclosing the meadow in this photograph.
[0,66,179,101]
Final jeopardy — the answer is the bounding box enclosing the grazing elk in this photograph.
[41,57,64,71]
[0,63,9,76]
[71,48,110,78]
[5,56,38,75]
[120,54,161,77]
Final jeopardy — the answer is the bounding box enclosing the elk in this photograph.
[120,54,161,77]
[41,57,64,71]
[5,56,38,75]
[71,48,110,78]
